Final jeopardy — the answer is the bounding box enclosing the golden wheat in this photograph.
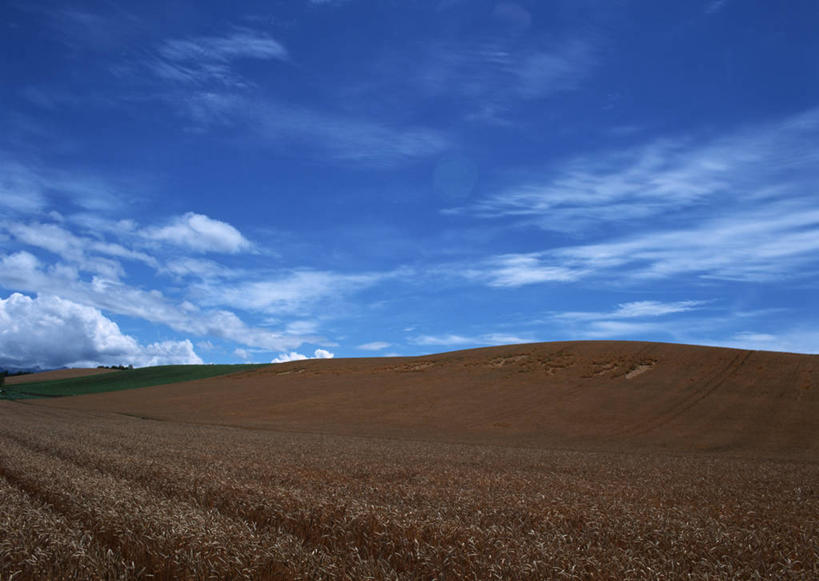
[0,404,816,580]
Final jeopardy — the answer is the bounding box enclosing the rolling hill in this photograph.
[4,367,120,385]
[3,364,266,399]
[33,341,818,458]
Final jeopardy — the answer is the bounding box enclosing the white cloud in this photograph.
[412,333,532,347]
[550,202,819,282]
[610,300,704,318]
[135,340,202,367]
[196,269,383,313]
[272,351,308,363]
[233,348,249,360]
[163,257,237,280]
[575,320,665,339]
[481,333,533,345]
[713,330,819,354]
[271,348,334,363]
[455,254,581,288]
[6,221,158,278]
[465,198,819,286]
[284,320,320,335]
[143,212,251,253]
[479,254,581,287]
[0,293,202,369]
[0,251,307,352]
[357,341,391,351]
[454,107,819,231]
[539,300,711,341]
[161,29,288,62]
[153,28,288,87]
[557,300,705,321]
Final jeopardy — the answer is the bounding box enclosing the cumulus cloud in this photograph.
[0,251,315,352]
[143,212,251,253]
[271,348,334,363]
[0,293,202,369]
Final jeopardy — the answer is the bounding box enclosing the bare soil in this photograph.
[36,341,819,459]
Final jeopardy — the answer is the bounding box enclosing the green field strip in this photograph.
[0,364,267,400]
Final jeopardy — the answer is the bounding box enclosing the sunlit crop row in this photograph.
[0,404,816,580]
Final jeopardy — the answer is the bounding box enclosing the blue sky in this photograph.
[2,0,819,368]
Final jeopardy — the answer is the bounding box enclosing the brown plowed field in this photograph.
[5,367,119,385]
[2,341,817,579]
[37,341,819,458]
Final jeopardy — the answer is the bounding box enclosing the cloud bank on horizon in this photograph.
[2,1,819,369]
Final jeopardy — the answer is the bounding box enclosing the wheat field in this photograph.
[0,403,816,580]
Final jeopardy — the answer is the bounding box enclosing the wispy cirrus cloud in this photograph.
[151,28,288,87]
[0,155,133,215]
[549,300,708,340]
[5,222,158,278]
[724,330,819,354]
[555,300,706,322]
[451,107,819,230]
[192,269,387,315]
[449,108,819,286]
[357,341,391,351]
[461,253,582,288]
[468,200,819,286]
[551,201,819,282]
[573,320,668,339]
[162,257,239,281]
[145,26,450,166]
[0,160,48,213]
[416,38,593,101]
[178,92,450,166]
[412,332,533,347]
[254,100,450,165]
[361,36,595,125]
